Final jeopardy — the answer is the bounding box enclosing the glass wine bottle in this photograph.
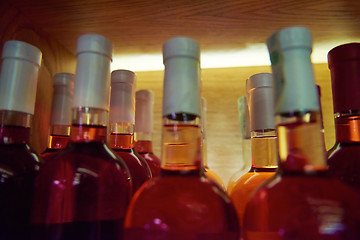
[108,70,152,193]
[31,34,132,240]
[200,97,225,190]
[0,40,43,240]
[124,37,240,240]
[327,43,360,192]
[244,26,360,239]
[134,89,161,177]
[42,72,74,160]
[230,73,278,229]
[227,96,252,194]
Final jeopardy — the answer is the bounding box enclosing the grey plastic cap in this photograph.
[54,72,74,86]
[77,34,113,59]
[135,89,154,133]
[267,26,312,52]
[111,69,135,84]
[246,73,275,131]
[163,37,200,62]
[0,40,42,114]
[2,40,42,66]
[109,69,136,124]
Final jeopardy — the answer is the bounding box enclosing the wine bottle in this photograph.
[124,37,240,240]
[230,73,278,228]
[327,43,360,192]
[244,26,360,240]
[108,70,152,193]
[42,73,74,160]
[134,89,161,177]
[0,40,43,240]
[31,34,132,240]
[227,96,252,194]
[201,97,226,190]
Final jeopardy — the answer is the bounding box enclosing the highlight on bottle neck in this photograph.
[0,110,32,144]
[267,27,327,173]
[161,113,202,171]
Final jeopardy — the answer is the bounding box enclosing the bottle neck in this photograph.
[0,110,32,144]
[334,111,360,143]
[135,132,153,153]
[161,113,202,171]
[70,107,108,143]
[251,129,278,169]
[108,122,134,149]
[276,111,327,174]
[47,125,70,149]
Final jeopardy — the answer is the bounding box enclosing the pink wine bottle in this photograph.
[31,34,132,240]
[230,73,278,229]
[0,40,43,240]
[108,70,152,193]
[134,89,161,177]
[42,73,74,160]
[244,26,360,240]
[327,43,360,192]
[124,37,240,240]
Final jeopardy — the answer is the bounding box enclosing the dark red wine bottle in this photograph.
[124,37,240,240]
[327,43,360,192]
[244,26,360,239]
[31,34,132,240]
[42,73,74,160]
[108,70,152,194]
[0,40,43,239]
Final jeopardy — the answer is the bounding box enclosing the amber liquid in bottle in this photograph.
[31,122,132,240]
[327,112,360,192]
[42,126,70,160]
[135,139,161,177]
[109,132,151,193]
[230,132,277,228]
[0,117,42,240]
[124,118,240,240]
[244,112,360,239]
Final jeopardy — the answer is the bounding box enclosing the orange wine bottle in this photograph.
[230,73,278,228]
[134,89,161,177]
[108,70,152,193]
[124,37,240,240]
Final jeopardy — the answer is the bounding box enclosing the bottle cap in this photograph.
[238,96,251,139]
[109,69,136,124]
[163,37,200,62]
[135,89,154,133]
[50,73,74,125]
[267,26,318,114]
[328,43,360,113]
[162,37,201,117]
[0,40,42,114]
[73,34,112,110]
[246,73,275,131]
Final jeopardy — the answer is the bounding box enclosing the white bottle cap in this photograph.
[72,34,113,110]
[135,89,154,133]
[109,70,136,124]
[162,37,201,117]
[50,73,74,125]
[246,73,275,131]
[267,26,318,114]
[0,40,42,114]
